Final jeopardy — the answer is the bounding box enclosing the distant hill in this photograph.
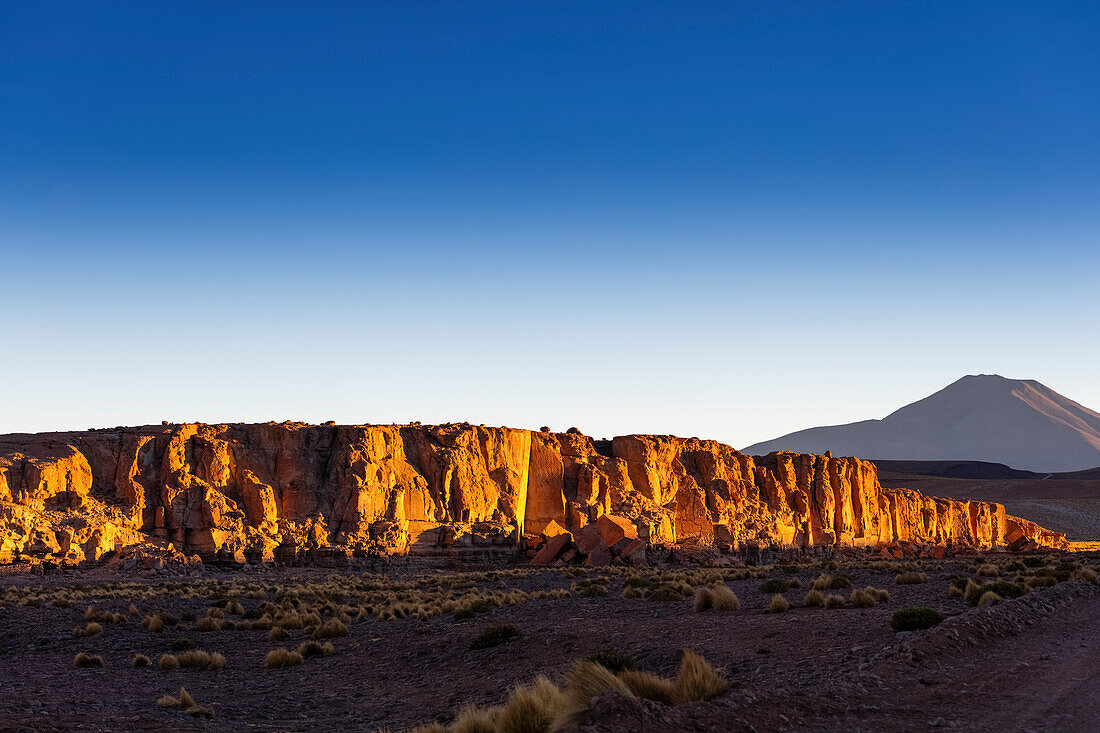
[744,375,1100,473]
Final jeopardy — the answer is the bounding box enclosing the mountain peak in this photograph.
[744,376,1100,472]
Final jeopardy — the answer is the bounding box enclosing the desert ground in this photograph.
[2,551,1099,732]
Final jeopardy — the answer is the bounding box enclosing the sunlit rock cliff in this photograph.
[0,421,1067,566]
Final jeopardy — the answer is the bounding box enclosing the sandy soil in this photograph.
[0,558,1097,732]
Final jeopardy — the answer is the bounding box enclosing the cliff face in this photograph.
[0,422,1067,565]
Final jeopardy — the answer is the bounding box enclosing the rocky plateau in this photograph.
[0,422,1067,570]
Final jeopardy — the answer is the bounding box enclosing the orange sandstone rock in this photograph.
[0,422,1068,565]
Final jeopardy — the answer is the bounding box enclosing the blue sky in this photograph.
[2,2,1098,446]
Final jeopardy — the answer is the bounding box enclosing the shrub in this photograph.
[849,588,877,608]
[948,584,964,598]
[158,654,180,671]
[711,584,741,612]
[769,595,790,613]
[787,577,803,589]
[269,626,288,641]
[895,572,929,585]
[674,649,729,703]
[74,652,104,668]
[264,649,303,668]
[170,638,195,652]
[583,647,637,673]
[133,653,151,667]
[1025,575,1057,590]
[823,594,846,609]
[760,578,789,594]
[471,622,520,650]
[890,607,945,632]
[978,590,1001,606]
[693,587,713,613]
[829,575,853,589]
[311,619,348,640]
[73,622,103,638]
[144,615,164,632]
[803,589,825,607]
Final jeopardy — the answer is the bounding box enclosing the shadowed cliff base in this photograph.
[0,420,1066,573]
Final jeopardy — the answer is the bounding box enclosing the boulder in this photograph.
[596,514,638,548]
[583,549,611,567]
[530,532,572,565]
[539,520,569,540]
[574,525,609,555]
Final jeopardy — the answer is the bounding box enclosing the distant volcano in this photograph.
[743,375,1100,473]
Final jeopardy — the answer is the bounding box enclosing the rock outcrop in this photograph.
[0,422,1068,565]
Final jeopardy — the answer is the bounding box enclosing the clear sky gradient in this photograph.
[2,2,1098,447]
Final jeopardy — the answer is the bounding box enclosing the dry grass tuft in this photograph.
[298,640,336,658]
[710,584,740,612]
[553,660,634,729]
[823,594,846,609]
[496,676,562,733]
[674,649,729,703]
[978,590,1001,606]
[1072,568,1099,585]
[174,649,226,671]
[195,617,220,632]
[73,622,103,637]
[620,670,677,704]
[768,594,790,613]
[74,652,104,668]
[803,589,825,607]
[156,686,213,718]
[264,648,303,669]
[133,653,151,667]
[311,619,348,640]
[158,654,180,671]
[895,572,929,585]
[450,705,500,733]
[269,625,288,641]
[692,587,713,613]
